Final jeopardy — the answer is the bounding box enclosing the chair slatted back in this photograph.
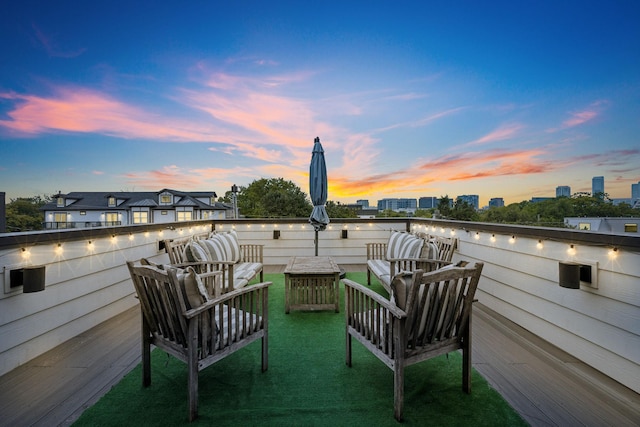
[404,264,482,349]
[127,262,190,346]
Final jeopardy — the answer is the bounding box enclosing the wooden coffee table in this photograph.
[284,256,341,313]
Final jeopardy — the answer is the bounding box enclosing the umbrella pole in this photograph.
[315,230,318,256]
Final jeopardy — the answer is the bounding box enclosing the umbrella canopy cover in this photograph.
[309,136,329,231]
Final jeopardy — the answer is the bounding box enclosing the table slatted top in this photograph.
[284,256,340,275]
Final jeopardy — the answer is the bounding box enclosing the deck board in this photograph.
[1,278,639,427]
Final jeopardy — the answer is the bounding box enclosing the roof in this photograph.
[41,190,220,211]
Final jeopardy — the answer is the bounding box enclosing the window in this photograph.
[105,212,119,225]
[54,212,67,223]
[80,211,86,215]
[108,197,116,207]
[176,210,192,221]
[132,210,149,224]
[161,210,167,215]
[578,222,591,230]
[160,194,172,205]
[57,197,64,207]
[624,223,638,233]
[210,196,216,205]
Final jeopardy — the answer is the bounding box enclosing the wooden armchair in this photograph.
[127,260,271,422]
[366,232,458,292]
[344,262,483,421]
[164,232,264,290]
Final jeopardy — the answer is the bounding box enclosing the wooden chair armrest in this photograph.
[184,281,272,319]
[239,244,264,263]
[343,278,406,318]
[366,243,387,261]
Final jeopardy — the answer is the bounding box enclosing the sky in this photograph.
[1,1,639,207]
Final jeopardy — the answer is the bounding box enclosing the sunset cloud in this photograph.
[464,123,524,147]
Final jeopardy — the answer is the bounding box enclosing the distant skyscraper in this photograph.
[488,197,504,208]
[592,176,604,198]
[377,198,417,212]
[356,199,369,208]
[418,196,439,209]
[456,195,479,210]
[556,186,571,198]
[632,182,640,202]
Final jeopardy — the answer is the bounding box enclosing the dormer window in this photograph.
[56,197,64,207]
[210,196,216,205]
[160,193,172,205]
[108,197,116,207]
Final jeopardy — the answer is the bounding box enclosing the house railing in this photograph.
[0,218,638,394]
[43,221,123,229]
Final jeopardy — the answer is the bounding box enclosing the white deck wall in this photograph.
[0,219,638,394]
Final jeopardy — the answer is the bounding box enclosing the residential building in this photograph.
[456,194,479,210]
[418,196,439,209]
[556,186,571,197]
[565,217,640,233]
[592,176,605,198]
[376,198,417,213]
[41,189,227,229]
[488,197,505,208]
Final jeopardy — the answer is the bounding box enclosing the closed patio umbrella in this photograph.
[309,136,329,255]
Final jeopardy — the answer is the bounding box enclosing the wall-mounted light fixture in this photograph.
[273,230,281,239]
[341,229,348,239]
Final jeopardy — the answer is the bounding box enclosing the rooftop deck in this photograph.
[1,270,638,426]
[1,218,639,425]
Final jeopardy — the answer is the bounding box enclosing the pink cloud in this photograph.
[31,23,86,58]
[465,123,524,147]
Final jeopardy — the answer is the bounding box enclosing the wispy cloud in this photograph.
[122,165,204,189]
[548,100,609,132]
[31,23,86,58]
[463,123,524,147]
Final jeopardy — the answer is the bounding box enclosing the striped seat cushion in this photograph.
[385,231,424,260]
[199,230,241,263]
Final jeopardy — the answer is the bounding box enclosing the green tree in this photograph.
[237,178,312,218]
[437,196,452,218]
[413,209,433,218]
[450,199,480,221]
[6,196,48,231]
[325,201,357,218]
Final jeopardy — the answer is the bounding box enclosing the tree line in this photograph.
[3,179,638,232]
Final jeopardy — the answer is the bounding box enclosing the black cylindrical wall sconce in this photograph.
[558,262,580,289]
[273,230,281,239]
[341,229,348,239]
[11,265,46,293]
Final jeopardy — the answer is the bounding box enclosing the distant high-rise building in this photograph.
[356,199,369,208]
[531,197,553,203]
[488,197,504,208]
[556,186,571,198]
[377,198,417,212]
[592,176,605,198]
[456,195,479,210]
[418,196,439,209]
[632,182,640,202]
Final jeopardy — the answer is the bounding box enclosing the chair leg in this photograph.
[262,334,268,372]
[462,316,472,394]
[142,318,151,387]
[394,362,404,422]
[188,326,199,421]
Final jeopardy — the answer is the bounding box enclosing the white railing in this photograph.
[0,218,638,394]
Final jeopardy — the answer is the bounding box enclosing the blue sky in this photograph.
[1,1,639,207]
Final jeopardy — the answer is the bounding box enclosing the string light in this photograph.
[129,233,134,241]
[55,243,64,255]
[509,235,516,244]
[21,248,31,259]
[536,240,544,249]
[474,232,480,240]
[567,244,576,255]
[608,247,619,258]
[490,234,496,243]
[87,241,94,251]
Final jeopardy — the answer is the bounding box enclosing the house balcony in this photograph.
[43,221,123,229]
[0,218,638,425]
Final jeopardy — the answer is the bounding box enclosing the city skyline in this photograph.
[1,1,639,207]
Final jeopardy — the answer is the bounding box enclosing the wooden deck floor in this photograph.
[1,274,639,426]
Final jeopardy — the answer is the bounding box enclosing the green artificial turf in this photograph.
[73,273,526,426]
